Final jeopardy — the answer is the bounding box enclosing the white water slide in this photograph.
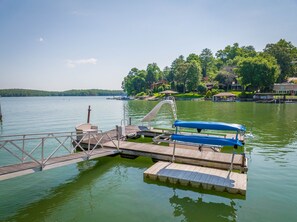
[141,99,177,122]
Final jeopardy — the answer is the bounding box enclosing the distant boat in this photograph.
[106,96,132,100]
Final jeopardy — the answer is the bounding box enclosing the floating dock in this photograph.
[103,141,247,172]
[0,124,248,197]
[144,161,247,195]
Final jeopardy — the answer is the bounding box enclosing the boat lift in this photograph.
[171,120,246,171]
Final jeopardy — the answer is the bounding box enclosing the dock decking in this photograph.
[103,141,247,172]
[144,161,247,195]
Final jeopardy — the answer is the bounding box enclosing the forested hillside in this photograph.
[122,39,297,96]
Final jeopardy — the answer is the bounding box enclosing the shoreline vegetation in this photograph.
[121,39,297,99]
[0,89,124,97]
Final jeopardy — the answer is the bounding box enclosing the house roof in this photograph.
[159,90,178,94]
[213,92,236,97]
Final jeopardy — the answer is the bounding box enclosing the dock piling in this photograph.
[0,101,2,122]
[87,105,91,123]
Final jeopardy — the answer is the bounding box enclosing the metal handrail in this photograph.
[0,132,86,142]
[0,130,118,169]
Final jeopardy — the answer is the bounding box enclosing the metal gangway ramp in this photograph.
[0,131,120,181]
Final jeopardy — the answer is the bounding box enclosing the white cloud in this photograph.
[39,37,44,42]
[66,58,97,68]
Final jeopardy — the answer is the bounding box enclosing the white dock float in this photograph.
[144,161,247,195]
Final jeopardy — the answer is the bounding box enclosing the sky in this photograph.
[1,0,297,91]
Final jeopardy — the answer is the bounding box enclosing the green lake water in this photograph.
[0,97,296,222]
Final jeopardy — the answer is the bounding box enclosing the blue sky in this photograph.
[1,0,297,91]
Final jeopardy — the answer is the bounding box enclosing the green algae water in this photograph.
[0,97,296,222]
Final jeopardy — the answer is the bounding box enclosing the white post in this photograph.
[122,103,126,136]
[116,125,121,149]
[41,138,44,169]
[22,135,25,163]
[172,141,176,162]
[172,127,178,162]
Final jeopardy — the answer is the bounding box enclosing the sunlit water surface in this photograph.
[0,97,296,222]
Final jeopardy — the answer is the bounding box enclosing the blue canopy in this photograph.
[174,120,246,132]
[171,134,243,147]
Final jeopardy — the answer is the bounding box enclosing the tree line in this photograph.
[122,39,297,96]
[0,89,124,97]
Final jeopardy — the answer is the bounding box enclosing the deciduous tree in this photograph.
[264,39,297,82]
[235,55,280,92]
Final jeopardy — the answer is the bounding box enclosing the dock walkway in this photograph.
[0,125,247,182]
[144,161,247,195]
[0,148,118,181]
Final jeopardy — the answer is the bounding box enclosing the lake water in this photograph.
[0,97,296,222]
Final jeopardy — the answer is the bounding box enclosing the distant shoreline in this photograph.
[0,89,124,97]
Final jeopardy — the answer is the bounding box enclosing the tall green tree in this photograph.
[235,55,280,92]
[170,54,202,93]
[199,48,216,78]
[216,43,257,65]
[216,43,240,64]
[239,45,257,58]
[264,39,297,82]
[145,63,161,88]
[186,61,201,91]
[163,66,171,81]
[214,70,236,91]
[186,54,202,91]
[122,68,147,95]
[171,55,185,91]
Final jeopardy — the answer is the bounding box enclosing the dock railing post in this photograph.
[229,152,235,172]
[116,125,121,150]
[87,132,91,157]
[172,127,178,162]
[41,138,44,169]
[70,132,73,153]
[22,135,25,163]
[172,141,176,162]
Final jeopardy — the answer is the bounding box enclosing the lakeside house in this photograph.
[273,77,297,95]
[212,92,236,102]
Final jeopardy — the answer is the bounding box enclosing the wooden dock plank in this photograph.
[104,141,247,172]
[144,161,247,195]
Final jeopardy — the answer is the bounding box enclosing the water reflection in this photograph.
[2,157,116,221]
[169,189,237,222]
[2,156,153,222]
